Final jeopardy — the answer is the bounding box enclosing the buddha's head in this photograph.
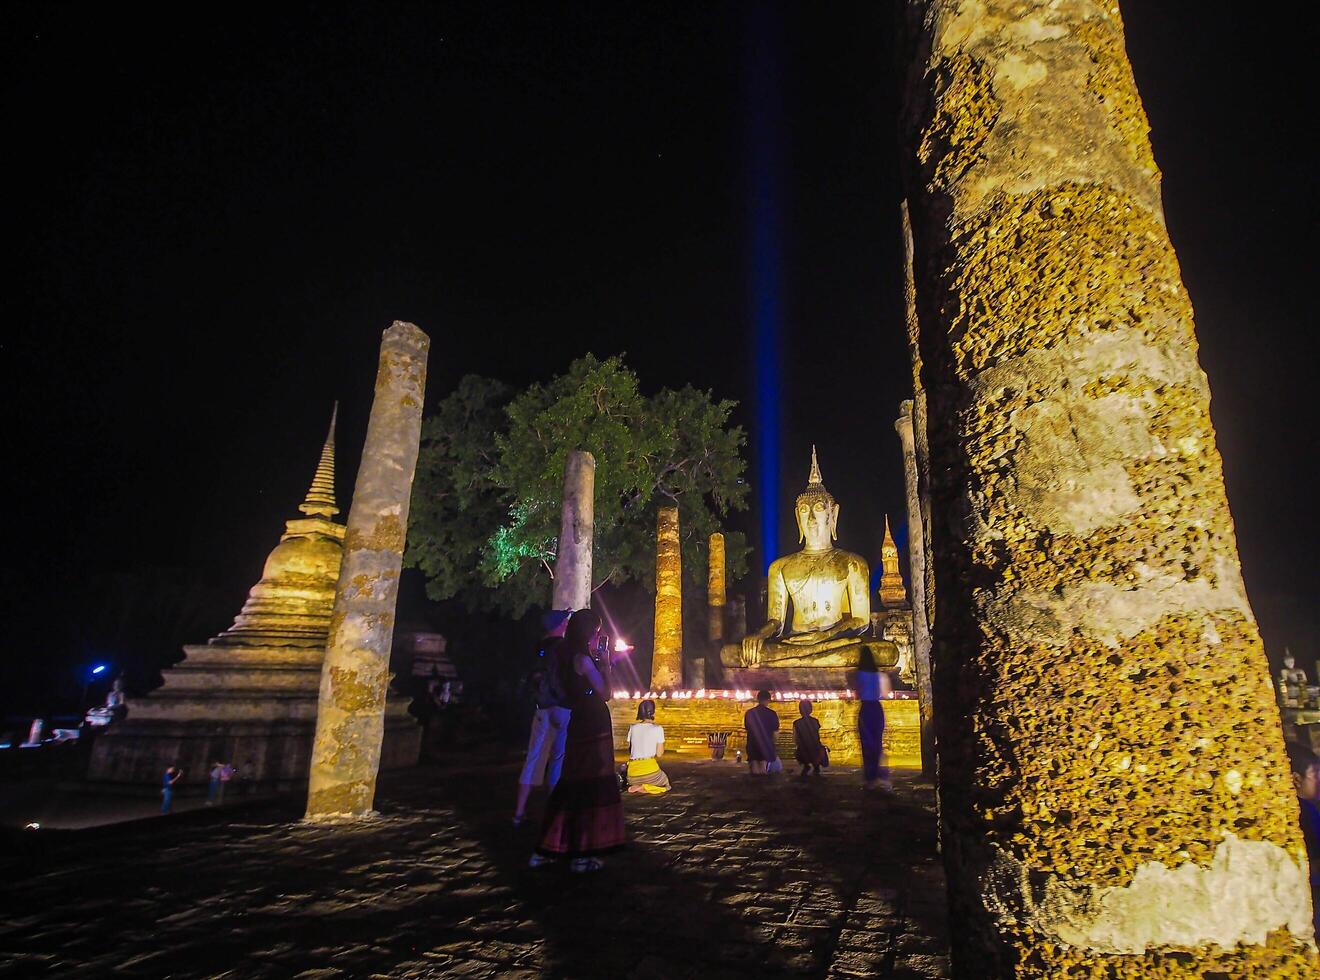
[796,446,839,551]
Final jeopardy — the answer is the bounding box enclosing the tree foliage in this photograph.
[407,354,749,617]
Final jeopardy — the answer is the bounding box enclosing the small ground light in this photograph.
[24,822,40,830]
[91,664,108,675]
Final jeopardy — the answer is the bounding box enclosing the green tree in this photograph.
[407,354,749,617]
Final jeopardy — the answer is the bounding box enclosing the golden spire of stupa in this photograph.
[299,403,339,518]
[879,514,909,608]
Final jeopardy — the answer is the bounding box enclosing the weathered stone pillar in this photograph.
[651,505,682,689]
[900,3,1315,973]
[306,321,428,820]
[707,532,726,644]
[896,401,934,778]
[551,450,595,612]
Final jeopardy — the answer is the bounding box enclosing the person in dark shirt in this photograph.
[793,699,825,776]
[514,610,573,826]
[743,690,780,775]
[1288,741,1320,941]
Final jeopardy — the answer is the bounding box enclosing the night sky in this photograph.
[4,4,1316,710]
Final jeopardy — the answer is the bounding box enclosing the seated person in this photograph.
[626,700,670,795]
[743,690,780,775]
[793,699,826,776]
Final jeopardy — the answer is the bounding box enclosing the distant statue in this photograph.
[1280,654,1308,709]
[720,448,896,670]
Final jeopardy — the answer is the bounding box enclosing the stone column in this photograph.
[651,505,683,689]
[551,450,595,612]
[900,4,1314,973]
[707,532,726,644]
[306,321,428,820]
[896,401,934,778]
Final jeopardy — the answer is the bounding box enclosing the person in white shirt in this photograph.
[626,700,671,794]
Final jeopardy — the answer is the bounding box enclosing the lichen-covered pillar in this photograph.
[707,532,726,644]
[651,505,682,689]
[896,401,935,778]
[306,321,428,820]
[899,3,1315,973]
[551,450,595,612]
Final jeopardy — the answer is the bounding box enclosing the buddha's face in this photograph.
[797,497,838,550]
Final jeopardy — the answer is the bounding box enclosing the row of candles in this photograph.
[610,689,915,701]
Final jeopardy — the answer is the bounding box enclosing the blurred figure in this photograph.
[514,610,573,826]
[854,647,892,790]
[1288,742,1320,941]
[744,690,779,776]
[161,766,183,814]
[626,700,670,794]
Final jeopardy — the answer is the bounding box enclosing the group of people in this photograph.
[158,759,237,814]
[514,610,899,872]
[743,647,893,788]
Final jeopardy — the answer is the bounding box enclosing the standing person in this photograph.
[626,700,670,794]
[218,762,235,804]
[207,762,223,805]
[514,610,573,826]
[161,766,182,814]
[793,700,825,776]
[854,647,893,791]
[1288,742,1320,940]
[743,690,780,775]
[531,608,625,872]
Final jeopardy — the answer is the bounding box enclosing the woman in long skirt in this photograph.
[530,608,626,872]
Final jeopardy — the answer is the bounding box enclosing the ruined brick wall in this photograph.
[898,2,1317,974]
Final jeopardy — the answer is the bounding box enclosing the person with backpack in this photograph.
[513,610,573,826]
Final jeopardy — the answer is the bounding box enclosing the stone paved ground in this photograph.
[0,759,951,979]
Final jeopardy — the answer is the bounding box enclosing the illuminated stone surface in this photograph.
[720,448,897,685]
[709,531,727,644]
[899,1,1316,973]
[651,505,684,689]
[550,449,595,612]
[896,401,935,777]
[0,761,950,977]
[86,408,419,790]
[608,695,922,771]
[306,321,428,820]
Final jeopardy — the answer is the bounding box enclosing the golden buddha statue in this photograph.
[720,448,897,672]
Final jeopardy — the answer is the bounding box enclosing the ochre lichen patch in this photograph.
[329,666,384,712]
[1074,13,1158,176]
[917,53,1000,188]
[941,183,1186,374]
[345,515,405,554]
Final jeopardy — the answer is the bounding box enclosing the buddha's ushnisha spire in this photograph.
[299,403,339,518]
[807,444,824,489]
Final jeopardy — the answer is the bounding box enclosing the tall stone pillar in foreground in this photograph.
[896,401,934,778]
[900,3,1314,973]
[551,450,595,612]
[651,505,683,689]
[306,321,429,820]
[707,532,726,644]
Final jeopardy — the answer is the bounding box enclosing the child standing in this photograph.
[793,700,825,776]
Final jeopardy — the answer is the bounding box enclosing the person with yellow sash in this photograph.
[625,699,671,794]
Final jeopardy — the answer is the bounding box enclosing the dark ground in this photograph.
[0,758,949,979]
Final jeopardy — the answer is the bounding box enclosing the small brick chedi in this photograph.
[87,407,420,791]
[899,0,1315,974]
